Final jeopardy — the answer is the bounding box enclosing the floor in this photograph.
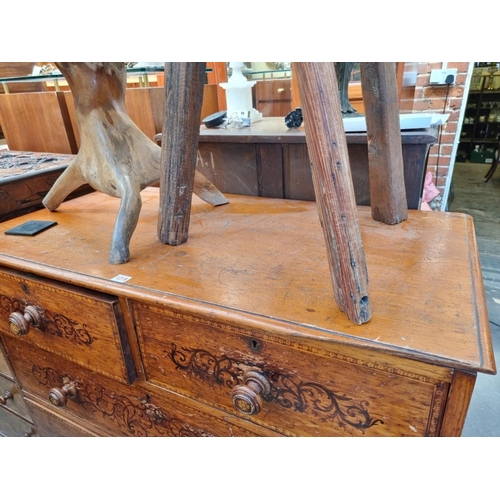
[448,161,500,436]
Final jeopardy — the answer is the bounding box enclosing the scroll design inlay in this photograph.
[0,295,23,315]
[42,310,96,346]
[0,294,95,346]
[167,343,384,433]
[147,306,442,385]
[31,365,213,437]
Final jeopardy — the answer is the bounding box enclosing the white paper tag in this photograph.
[111,274,132,283]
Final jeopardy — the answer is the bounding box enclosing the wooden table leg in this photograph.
[158,62,228,246]
[360,62,408,224]
[294,62,372,325]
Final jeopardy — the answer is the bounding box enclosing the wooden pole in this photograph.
[158,62,207,245]
[360,62,408,224]
[294,62,372,325]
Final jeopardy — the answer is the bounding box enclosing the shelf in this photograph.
[459,72,500,160]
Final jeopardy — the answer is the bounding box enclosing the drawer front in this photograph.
[0,338,12,377]
[255,80,293,103]
[0,374,32,419]
[254,80,293,117]
[134,303,452,437]
[24,397,98,437]
[0,268,135,383]
[4,337,280,437]
[0,406,36,437]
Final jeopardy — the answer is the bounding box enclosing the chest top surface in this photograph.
[0,188,495,374]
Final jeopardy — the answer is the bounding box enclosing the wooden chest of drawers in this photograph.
[0,189,495,436]
[0,337,37,436]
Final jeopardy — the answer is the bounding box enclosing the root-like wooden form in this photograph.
[43,63,227,264]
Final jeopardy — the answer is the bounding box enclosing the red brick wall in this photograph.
[410,62,472,208]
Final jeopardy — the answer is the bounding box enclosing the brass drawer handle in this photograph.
[8,305,42,336]
[277,87,285,94]
[48,379,78,407]
[0,390,13,405]
[231,370,270,416]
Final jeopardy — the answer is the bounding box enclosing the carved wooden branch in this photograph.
[43,62,227,264]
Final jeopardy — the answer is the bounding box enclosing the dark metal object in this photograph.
[285,107,303,128]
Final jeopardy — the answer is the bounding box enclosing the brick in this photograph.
[417,75,430,86]
[448,62,471,72]
[429,62,443,70]
[444,122,457,133]
[413,88,424,100]
[413,99,432,111]
[436,164,450,173]
[428,155,452,169]
[439,133,455,143]
[447,97,465,110]
[424,86,463,99]
[418,63,429,73]
[429,98,447,110]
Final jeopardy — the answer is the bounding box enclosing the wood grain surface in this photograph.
[294,62,371,325]
[0,189,494,375]
[360,62,408,224]
[5,338,279,437]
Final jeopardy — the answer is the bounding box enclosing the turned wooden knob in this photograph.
[0,390,13,405]
[232,370,271,416]
[48,380,78,407]
[8,305,42,336]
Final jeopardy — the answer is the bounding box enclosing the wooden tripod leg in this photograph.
[360,62,408,224]
[294,62,372,325]
[158,62,207,245]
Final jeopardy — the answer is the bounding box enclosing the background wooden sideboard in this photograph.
[196,118,437,209]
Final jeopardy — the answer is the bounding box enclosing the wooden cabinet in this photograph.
[196,118,437,209]
[254,79,293,117]
[0,337,37,436]
[0,189,495,436]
